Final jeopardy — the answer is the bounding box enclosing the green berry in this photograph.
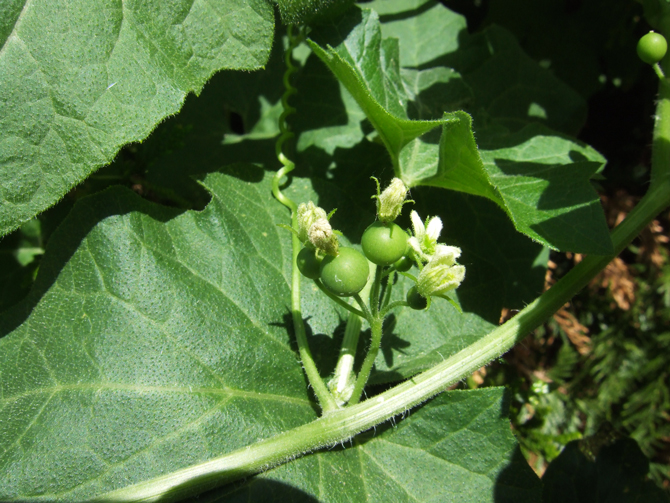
[361,222,408,266]
[297,247,322,279]
[406,286,428,310]
[393,256,413,272]
[637,32,667,65]
[320,247,369,297]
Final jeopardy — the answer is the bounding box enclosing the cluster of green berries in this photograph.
[295,178,465,309]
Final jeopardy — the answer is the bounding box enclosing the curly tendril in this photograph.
[272,25,303,212]
[271,27,338,412]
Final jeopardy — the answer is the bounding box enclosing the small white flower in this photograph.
[416,246,465,298]
[408,210,444,262]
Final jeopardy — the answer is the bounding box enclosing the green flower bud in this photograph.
[308,218,339,256]
[416,246,465,298]
[374,177,410,223]
[297,202,328,245]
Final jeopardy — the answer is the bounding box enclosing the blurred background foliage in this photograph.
[447,0,670,490]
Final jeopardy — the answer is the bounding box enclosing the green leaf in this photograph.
[213,389,542,503]
[372,1,586,136]
[307,8,454,165]
[274,0,355,26]
[408,117,613,254]
[0,0,275,237]
[542,438,670,503]
[374,0,466,68]
[0,170,319,501]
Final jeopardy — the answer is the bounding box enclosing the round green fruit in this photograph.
[297,247,322,279]
[637,32,667,65]
[406,286,428,310]
[361,222,408,266]
[320,247,369,297]
[393,256,413,272]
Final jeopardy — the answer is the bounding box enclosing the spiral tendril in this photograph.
[272,25,303,212]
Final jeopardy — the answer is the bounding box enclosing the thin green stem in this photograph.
[271,26,336,413]
[348,316,383,406]
[379,300,410,318]
[368,265,383,316]
[380,272,394,309]
[313,279,366,318]
[352,293,373,322]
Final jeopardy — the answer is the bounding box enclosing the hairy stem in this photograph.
[272,26,337,413]
[348,316,383,406]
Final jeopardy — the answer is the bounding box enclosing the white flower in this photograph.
[416,246,465,298]
[407,210,444,262]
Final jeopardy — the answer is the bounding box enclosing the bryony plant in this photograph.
[1,0,669,502]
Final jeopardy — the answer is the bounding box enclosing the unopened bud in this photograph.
[416,247,465,298]
[297,202,328,245]
[375,178,409,223]
[308,218,339,255]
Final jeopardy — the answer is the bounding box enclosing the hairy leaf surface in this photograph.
[0,0,274,237]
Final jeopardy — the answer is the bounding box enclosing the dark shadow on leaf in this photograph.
[297,142,393,244]
[292,53,350,132]
[379,314,411,368]
[181,477,321,503]
[0,187,185,339]
[493,445,543,502]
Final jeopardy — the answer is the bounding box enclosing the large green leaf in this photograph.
[212,389,542,502]
[0,170,319,501]
[0,0,274,237]
[308,5,612,254]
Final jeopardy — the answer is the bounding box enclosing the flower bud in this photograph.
[297,202,328,245]
[308,218,339,255]
[416,246,465,298]
[375,178,409,223]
